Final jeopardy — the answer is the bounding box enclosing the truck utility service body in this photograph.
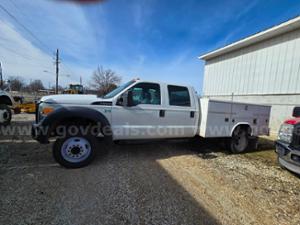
[32,79,271,168]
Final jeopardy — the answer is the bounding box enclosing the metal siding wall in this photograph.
[251,46,259,94]
[202,63,208,95]
[264,40,273,93]
[283,31,295,93]
[293,31,300,93]
[258,42,267,93]
[203,28,300,96]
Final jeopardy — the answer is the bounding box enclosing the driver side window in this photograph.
[130,83,161,105]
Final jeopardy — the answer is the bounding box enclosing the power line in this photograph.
[0,3,52,53]
[8,0,27,20]
[0,43,53,70]
[0,45,47,67]
[8,0,78,78]
[0,2,77,79]
[0,44,34,61]
[60,61,77,78]
[0,41,48,63]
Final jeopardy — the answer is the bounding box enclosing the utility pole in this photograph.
[0,62,3,89]
[80,76,82,85]
[55,49,60,94]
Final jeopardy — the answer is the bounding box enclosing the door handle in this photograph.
[190,111,195,118]
[159,110,165,117]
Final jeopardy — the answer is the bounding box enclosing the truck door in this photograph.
[162,85,198,138]
[112,82,164,140]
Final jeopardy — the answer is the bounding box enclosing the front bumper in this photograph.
[275,141,300,175]
[31,123,49,144]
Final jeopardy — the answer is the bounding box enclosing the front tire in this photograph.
[0,104,12,126]
[53,134,98,168]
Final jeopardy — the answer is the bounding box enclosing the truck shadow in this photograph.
[187,136,275,155]
[1,134,222,225]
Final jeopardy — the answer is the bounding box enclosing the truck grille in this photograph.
[291,125,300,150]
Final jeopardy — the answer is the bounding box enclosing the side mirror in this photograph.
[293,107,300,117]
[117,92,128,106]
[116,90,135,107]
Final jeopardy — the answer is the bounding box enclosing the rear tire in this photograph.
[53,134,98,168]
[228,127,249,153]
[0,104,12,126]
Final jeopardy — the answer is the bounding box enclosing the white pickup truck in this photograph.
[32,79,271,168]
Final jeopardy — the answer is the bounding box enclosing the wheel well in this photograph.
[231,124,252,136]
[0,96,13,106]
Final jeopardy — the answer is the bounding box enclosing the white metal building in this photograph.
[199,16,300,135]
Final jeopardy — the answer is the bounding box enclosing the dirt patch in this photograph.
[0,114,299,225]
[243,136,277,166]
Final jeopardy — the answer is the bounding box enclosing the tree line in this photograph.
[6,77,45,93]
[5,65,122,96]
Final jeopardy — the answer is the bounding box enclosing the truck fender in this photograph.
[41,106,112,140]
[230,122,252,136]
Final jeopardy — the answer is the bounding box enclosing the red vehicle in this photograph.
[276,107,300,175]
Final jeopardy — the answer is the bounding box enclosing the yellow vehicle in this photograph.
[19,102,36,113]
[63,84,84,94]
[12,96,37,114]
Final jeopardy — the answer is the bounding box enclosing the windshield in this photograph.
[103,80,135,99]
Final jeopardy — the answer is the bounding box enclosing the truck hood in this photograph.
[40,94,112,105]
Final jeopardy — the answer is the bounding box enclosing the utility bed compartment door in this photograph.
[199,98,271,138]
[199,99,232,137]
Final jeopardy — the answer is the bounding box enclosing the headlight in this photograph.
[278,123,294,143]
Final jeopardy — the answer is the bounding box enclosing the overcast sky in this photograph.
[0,0,300,92]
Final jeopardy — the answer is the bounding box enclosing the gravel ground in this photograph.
[0,114,299,225]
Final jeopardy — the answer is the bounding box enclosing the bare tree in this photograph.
[8,76,25,91]
[90,66,121,96]
[26,80,45,92]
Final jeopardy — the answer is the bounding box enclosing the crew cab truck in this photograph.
[0,90,14,126]
[32,79,271,168]
[276,107,300,175]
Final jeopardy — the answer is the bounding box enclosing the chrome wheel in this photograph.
[61,137,91,163]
